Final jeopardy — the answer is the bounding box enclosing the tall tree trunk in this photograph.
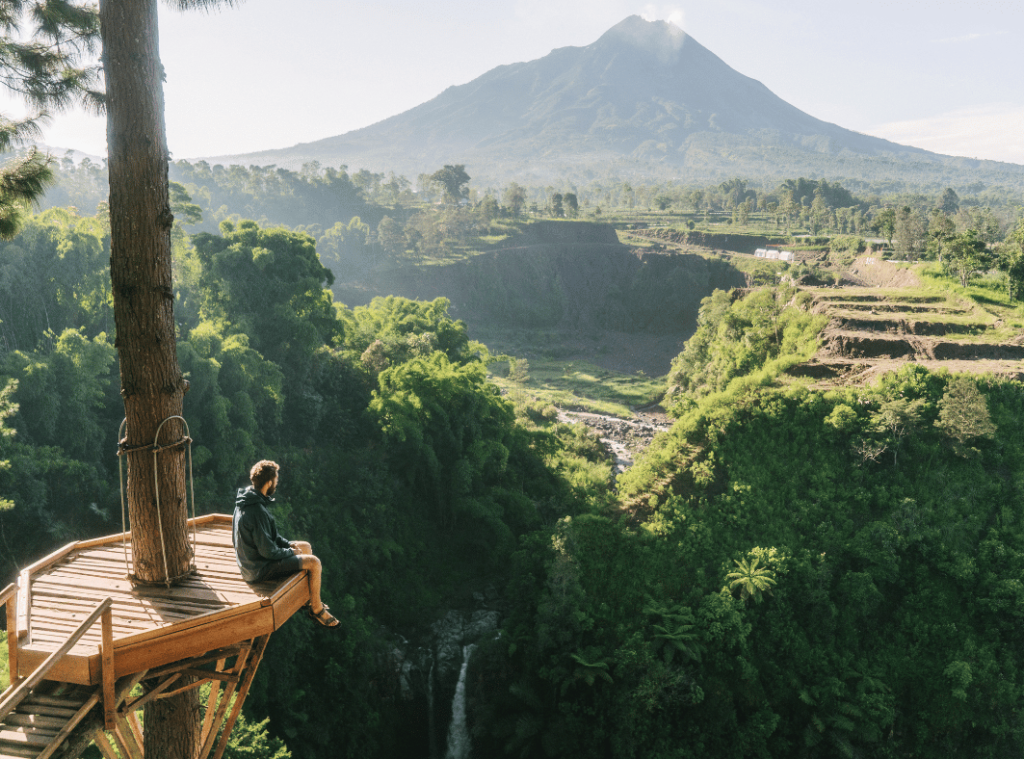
[99,0,198,755]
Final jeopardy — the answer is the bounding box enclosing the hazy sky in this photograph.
[8,0,1024,166]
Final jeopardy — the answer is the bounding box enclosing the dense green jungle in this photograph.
[2,162,1024,759]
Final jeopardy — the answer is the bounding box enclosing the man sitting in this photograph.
[232,459,339,628]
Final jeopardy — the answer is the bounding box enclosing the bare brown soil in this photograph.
[845,257,923,288]
[790,268,1024,387]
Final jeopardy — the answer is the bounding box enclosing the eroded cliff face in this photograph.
[333,222,744,339]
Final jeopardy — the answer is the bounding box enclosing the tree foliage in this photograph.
[429,164,471,205]
[0,0,100,235]
[942,228,992,288]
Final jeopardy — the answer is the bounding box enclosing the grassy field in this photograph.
[488,356,666,417]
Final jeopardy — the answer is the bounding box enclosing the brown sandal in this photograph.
[308,604,340,628]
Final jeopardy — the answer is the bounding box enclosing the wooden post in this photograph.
[200,658,226,747]
[0,597,113,722]
[196,644,254,759]
[1,583,17,685]
[102,605,116,730]
[114,713,144,759]
[92,728,121,759]
[16,570,30,642]
[126,709,145,752]
[210,636,270,759]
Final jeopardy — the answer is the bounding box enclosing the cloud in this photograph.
[868,103,1024,165]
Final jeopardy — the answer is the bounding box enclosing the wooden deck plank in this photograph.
[29,597,182,625]
[29,613,166,636]
[39,563,255,598]
[36,569,251,603]
[28,614,156,635]
[30,576,248,610]
[15,516,306,687]
[28,621,138,643]
[71,548,243,577]
[28,598,223,635]
[56,554,244,577]
[27,598,197,626]
[27,602,148,627]
[29,581,238,616]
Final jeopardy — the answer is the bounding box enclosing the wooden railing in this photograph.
[0,595,117,731]
[1,582,18,689]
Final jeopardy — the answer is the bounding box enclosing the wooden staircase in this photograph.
[0,682,99,759]
[1,636,269,759]
[0,516,309,759]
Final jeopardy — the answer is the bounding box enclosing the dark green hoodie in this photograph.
[232,486,294,582]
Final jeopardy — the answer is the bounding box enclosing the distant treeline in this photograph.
[35,154,1022,242]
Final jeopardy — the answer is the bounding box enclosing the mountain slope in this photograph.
[211,16,1023,187]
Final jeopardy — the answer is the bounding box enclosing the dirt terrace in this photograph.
[790,287,1024,387]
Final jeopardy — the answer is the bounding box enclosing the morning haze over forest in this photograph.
[2,6,1024,759]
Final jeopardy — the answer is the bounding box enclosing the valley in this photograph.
[3,2,1024,756]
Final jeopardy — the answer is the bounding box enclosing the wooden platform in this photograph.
[11,514,309,686]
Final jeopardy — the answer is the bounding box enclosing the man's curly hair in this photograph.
[250,460,280,491]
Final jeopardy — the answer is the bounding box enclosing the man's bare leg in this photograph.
[297,554,324,612]
[289,542,333,618]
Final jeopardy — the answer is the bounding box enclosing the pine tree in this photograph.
[0,0,100,235]
[5,2,240,756]
[97,1,239,756]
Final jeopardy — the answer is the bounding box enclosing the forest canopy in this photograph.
[2,173,1024,757]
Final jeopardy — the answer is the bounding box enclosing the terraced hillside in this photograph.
[789,287,1024,386]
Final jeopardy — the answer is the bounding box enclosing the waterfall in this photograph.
[444,644,476,759]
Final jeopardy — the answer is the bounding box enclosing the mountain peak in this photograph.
[210,15,979,185]
[594,15,703,67]
[599,15,688,49]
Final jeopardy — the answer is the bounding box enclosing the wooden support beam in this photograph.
[142,645,247,681]
[16,571,30,642]
[92,727,120,759]
[112,605,272,678]
[121,674,181,713]
[196,645,252,759]
[210,635,270,759]
[114,714,143,759]
[154,677,213,700]
[200,659,227,748]
[126,710,145,754]
[1,582,18,685]
[109,724,132,759]
[176,668,240,684]
[101,606,116,731]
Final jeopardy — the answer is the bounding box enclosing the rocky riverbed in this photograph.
[557,407,672,476]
